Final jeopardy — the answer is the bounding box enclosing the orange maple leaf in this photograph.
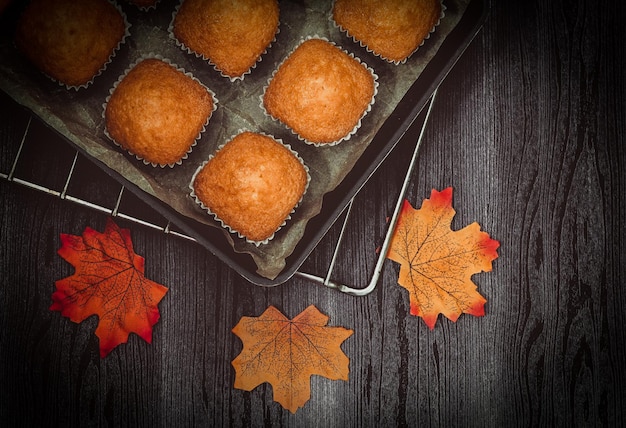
[387,187,499,329]
[50,218,168,357]
[231,305,353,413]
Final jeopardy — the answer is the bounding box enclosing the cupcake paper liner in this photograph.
[126,0,161,11]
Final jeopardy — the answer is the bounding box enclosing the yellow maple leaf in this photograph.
[387,187,499,329]
[231,305,353,413]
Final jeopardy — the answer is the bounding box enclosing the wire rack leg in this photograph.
[294,88,439,296]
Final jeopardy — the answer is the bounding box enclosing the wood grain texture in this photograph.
[1,0,625,426]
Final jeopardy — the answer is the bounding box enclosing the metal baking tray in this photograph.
[0,0,488,286]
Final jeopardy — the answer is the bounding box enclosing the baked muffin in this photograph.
[104,57,216,166]
[172,0,279,79]
[14,0,127,88]
[332,0,442,63]
[263,38,376,145]
[191,132,309,243]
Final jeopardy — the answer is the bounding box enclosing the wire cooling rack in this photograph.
[1,89,437,295]
[1,115,196,241]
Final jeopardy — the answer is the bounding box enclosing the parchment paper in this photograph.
[0,0,470,279]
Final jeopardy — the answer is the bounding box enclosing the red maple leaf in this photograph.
[51,218,168,357]
[387,188,499,329]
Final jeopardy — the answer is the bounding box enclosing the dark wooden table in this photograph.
[2,0,625,426]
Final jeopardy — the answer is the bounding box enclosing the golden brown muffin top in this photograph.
[15,0,126,87]
[105,58,214,166]
[173,0,279,78]
[263,38,376,144]
[192,132,308,242]
[333,0,441,63]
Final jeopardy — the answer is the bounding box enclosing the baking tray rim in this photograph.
[1,0,489,287]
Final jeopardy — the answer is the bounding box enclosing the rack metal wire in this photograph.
[294,89,438,295]
[1,115,196,242]
[1,90,437,295]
